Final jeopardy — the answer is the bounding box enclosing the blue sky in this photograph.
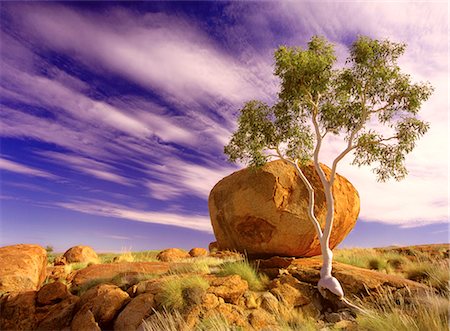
[0,2,448,252]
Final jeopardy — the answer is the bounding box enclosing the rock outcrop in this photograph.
[208,160,360,257]
[0,244,47,292]
[156,248,190,262]
[70,262,169,288]
[63,245,99,264]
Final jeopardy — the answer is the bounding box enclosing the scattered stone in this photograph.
[46,265,70,283]
[77,284,130,327]
[207,275,248,304]
[270,282,309,307]
[208,160,359,257]
[36,295,79,330]
[71,305,101,331]
[248,308,278,330]
[0,244,47,292]
[114,293,155,331]
[0,291,37,330]
[53,256,67,266]
[201,293,220,310]
[156,248,190,262]
[189,247,208,257]
[257,292,279,313]
[208,241,220,252]
[63,245,99,264]
[37,281,70,305]
[204,303,247,328]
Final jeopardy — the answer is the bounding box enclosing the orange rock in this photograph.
[207,275,248,304]
[77,284,130,327]
[71,262,169,288]
[63,245,99,264]
[290,257,428,297]
[114,293,155,331]
[71,305,101,331]
[0,244,47,292]
[35,295,79,330]
[37,281,69,306]
[189,247,208,257]
[208,160,360,257]
[208,241,220,252]
[204,302,248,328]
[0,291,37,330]
[156,248,190,262]
[248,308,278,329]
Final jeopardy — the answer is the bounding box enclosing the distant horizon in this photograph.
[0,2,448,251]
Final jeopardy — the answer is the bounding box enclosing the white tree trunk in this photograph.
[292,158,344,299]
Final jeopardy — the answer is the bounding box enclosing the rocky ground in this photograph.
[0,243,448,331]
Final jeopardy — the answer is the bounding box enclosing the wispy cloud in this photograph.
[0,157,56,179]
[38,151,133,186]
[56,199,212,232]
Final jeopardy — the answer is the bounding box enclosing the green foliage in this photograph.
[157,276,209,310]
[225,35,433,182]
[168,260,210,275]
[217,260,268,291]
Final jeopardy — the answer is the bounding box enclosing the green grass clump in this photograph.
[168,261,210,275]
[157,276,209,311]
[143,308,188,331]
[368,257,390,273]
[357,290,449,331]
[74,278,111,296]
[196,314,243,331]
[217,260,268,291]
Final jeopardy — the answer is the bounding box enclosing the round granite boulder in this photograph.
[208,160,359,257]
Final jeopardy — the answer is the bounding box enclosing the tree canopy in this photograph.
[224,36,433,182]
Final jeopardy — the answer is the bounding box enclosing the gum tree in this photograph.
[224,36,433,299]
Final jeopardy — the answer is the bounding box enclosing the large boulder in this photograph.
[114,293,155,331]
[63,245,99,264]
[156,248,189,262]
[208,160,360,257]
[0,244,47,292]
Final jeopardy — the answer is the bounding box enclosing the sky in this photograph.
[0,1,448,253]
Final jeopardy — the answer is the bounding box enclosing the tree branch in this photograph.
[293,159,323,239]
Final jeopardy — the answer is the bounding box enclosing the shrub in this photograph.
[157,276,209,311]
[168,260,210,275]
[217,260,268,291]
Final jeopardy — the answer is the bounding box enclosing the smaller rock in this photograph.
[53,256,67,266]
[258,292,279,313]
[71,305,101,331]
[270,283,310,307]
[201,293,220,310]
[189,247,208,257]
[77,284,130,327]
[207,275,248,304]
[46,266,70,283]
[37,281,69,306]
[0,291,37,330]
[243,291,259,309]
[208,241,220,252]
[248,308,277,329]
[156,248,190,262]
[204,303,247,328]
[325,312,343,323]
[114,293,155,331]
[63,246,99,264]
[333,320,358,330]
[36,295,79,330]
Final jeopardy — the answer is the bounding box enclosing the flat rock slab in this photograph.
[0,244,47,292]
[288,257,428,296]
[71,262,170,287]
